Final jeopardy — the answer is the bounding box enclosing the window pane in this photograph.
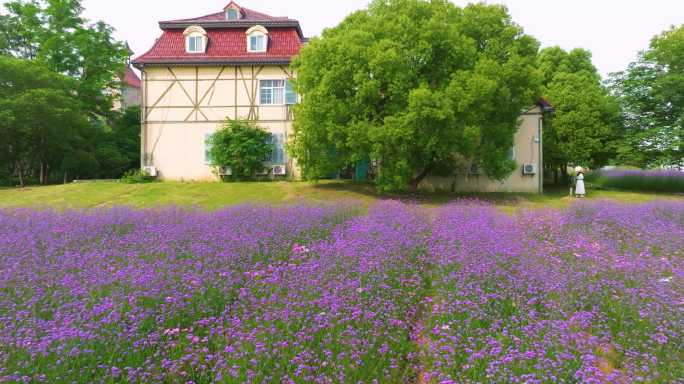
[260,88,272,104]
[272,87,284,104]
[227,9,238,20]
[285,81,297,104]
[250,35,266,51]
[188,37,196,52]
[270,133,285,164]
[204,134,213,164]
[265,134,274,161]
[508,146,515,160]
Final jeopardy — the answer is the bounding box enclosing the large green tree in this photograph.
[291,0,541,191]
[538,47,621,179]
[608,25,683,168]
[0,56,77,185]
[0,55,138,185]
[0,0,128,117]
[0,87,89,185]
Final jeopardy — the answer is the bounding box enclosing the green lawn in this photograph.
[0,180,680,211]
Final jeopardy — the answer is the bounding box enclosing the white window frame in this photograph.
[248,34,267,53]
[183,26,208,54]
[259,80,285,105]
[259,79,298,106]
[186,35,206,54]
[246,25,269,53]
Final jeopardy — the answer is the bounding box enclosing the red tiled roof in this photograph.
[161,5,291,24]
[123,66,141,88]
[132,28,303,66]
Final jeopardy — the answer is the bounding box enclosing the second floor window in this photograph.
[260,80,297,105]
[249,35,266,52]
[187,35,205,53]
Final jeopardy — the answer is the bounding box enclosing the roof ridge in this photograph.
[240,6,290,21]
[162,11,224,24]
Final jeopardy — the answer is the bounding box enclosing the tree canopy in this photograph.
[0,55,140,185]
[538,47,621,176]
[0,0,129,117]
[608,25,683,168]
[291,0,541,191]
[0,1,138,186]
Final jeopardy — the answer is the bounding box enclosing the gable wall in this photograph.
[141,65,297,181]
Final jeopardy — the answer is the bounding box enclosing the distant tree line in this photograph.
[539,23,683,182]
[291,0,682,191]
[0,0,139,186]
[0,0,681,190]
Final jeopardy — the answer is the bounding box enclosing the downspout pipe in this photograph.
[538,115,543,195]
[140,66,147,169]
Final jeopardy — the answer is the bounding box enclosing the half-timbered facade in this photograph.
[132,2,304,180]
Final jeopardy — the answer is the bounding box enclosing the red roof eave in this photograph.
[132,28,303,68]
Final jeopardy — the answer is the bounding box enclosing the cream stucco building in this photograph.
[133,2,303,181]
[133,2,552,193]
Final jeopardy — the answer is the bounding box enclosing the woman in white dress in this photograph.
[575,170,586,198]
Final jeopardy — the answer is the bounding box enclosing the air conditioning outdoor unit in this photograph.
[142,166,157,177]
[523,163,537,175]
[272,165,287,176]
[218,166,232,176]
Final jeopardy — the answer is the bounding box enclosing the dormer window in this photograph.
[246,25,268,53]
[224,2,242,21]
[183,26,207,54]
[226,8,239,20]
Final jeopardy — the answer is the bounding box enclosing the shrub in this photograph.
[120,169,156,184]
[208,120,272,180]
[588,169,684,193]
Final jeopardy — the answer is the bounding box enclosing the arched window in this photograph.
[246,25,268,53]
[184,26,207,54]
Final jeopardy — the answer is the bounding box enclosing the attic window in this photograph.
[226,8,239,20]
[183,26,207,54]
[246,25,268,53]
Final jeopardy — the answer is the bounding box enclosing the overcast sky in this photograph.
[81,0,683,78]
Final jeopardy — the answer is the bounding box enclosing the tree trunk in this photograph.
[16,163,24,188]
[409,164,433,192]
[63,170,68,185]
[553,166,558,185]
[7,164,13,187]
[39,162,45,185]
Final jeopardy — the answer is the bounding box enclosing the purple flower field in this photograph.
[0,201,682,383]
